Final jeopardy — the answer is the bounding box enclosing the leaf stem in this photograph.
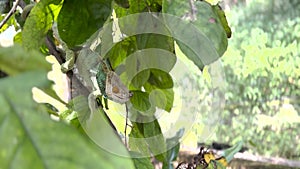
[125,103,129,148]
[0,0,21,29]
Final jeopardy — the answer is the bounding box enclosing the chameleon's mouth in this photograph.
[114,92,133,100]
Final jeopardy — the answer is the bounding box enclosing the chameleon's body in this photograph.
[96,59,111,99]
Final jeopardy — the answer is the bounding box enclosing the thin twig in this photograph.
[124,103,129,148]
[189,0,197,21]
[45,35,64,65]
[0,0,21,29]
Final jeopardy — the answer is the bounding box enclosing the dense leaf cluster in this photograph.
[0,0,232,168]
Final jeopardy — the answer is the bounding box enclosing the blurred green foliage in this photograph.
[209,0,300,159]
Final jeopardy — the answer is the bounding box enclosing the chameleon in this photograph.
[95,58,133,109]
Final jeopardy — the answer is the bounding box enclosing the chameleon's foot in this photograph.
[96,95,109,109]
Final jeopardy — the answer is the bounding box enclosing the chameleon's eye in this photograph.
[112,86,120,94]
[129,91,133,97]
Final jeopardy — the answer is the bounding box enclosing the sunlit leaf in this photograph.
[212,4,231,38]
[0,13,17,33]
[22,0,63,50]
[128,0,162,13]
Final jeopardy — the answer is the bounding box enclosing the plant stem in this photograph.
[0,0,21,29]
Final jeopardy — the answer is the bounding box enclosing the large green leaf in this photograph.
[22,0,62,50]
[131,69,150,89]
[123,48,176,84]
[136,33,174,51]
[143,119,166,162]
[163,0,229,70]
[57,0,112,48]
[130,152,154,169]
[130,90,151,112]
[0,71,135,169]
[129,120,166,162]
[129,122,151,156]
[0,45,51,75]
[144,82,174,112]
[148,69,173,89]
[130,84,174,114]
[162,129,183,169]
[103,36,137,69]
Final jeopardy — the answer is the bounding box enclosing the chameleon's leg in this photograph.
[96,95,104,108]
[96,95,109,110]
[103,97,109,110]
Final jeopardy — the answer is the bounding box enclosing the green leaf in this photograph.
[130,90,151,112]
[13,32,22,45]
[0,71,135,169]
[22,0,62,50]
[123,48,176,83]
[222,141,243,162]
[143,119,167,162]
[129,122,151,156]
[131,69,150,89]
[212,4,231,38]
[149,89,167,110]
[136,33,174,52]
[57,0,112,48]
[103,36,137,69]
[163,0,228,70]
[0,13,17,33]
[0,45,51,75]
[0,71,51,95]
[129,121,166,162]
[144,82,174,112]
[114,0,129,8]
[148,69,173,89]
[130,152,154,169]
[165,128,184,163]
[128,0,162,13]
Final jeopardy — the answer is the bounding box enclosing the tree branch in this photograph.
[0,0,21,29]
[45,35,65,65]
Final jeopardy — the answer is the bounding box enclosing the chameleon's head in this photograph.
[106,71,133,104]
